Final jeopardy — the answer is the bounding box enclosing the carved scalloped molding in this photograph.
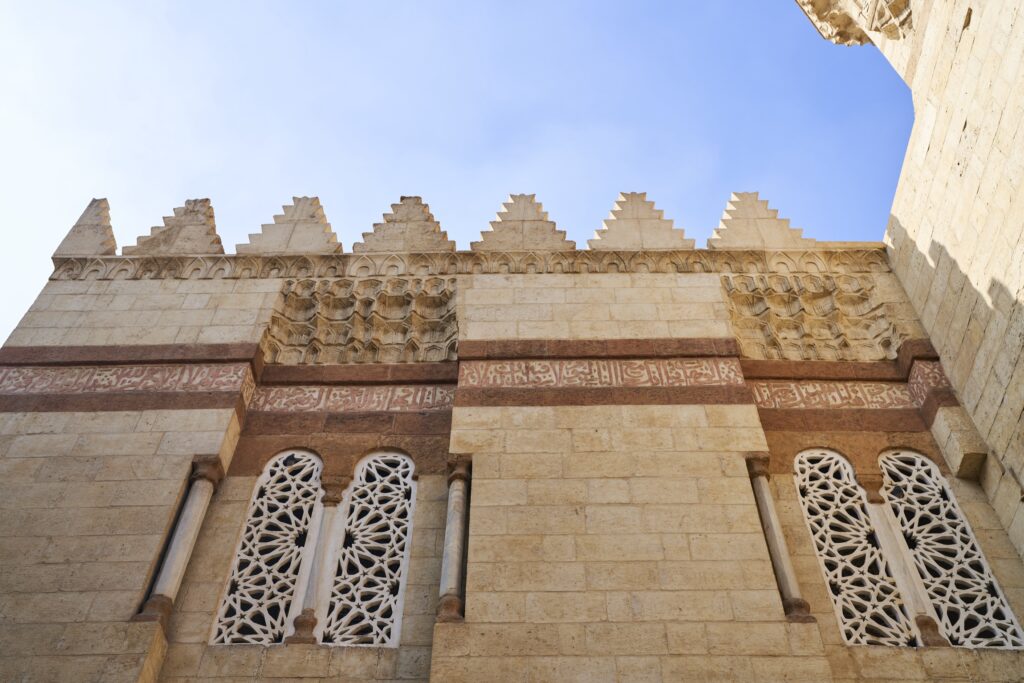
[51,247,891,282]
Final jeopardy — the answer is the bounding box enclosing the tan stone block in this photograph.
[585,562,659,590]
[665,622,708,655]
[661,534,690,560]
[697,477,755,504]
[587,478,631,503]
[611,428,674,451]
[689,533,769,560]
[528,479,587,505]
[565,452,638,478]
[452,406,503,430]
[197,644,263,677]
[471,534,574,563]
[636,452,723,478]
[504,429,571,453]
[396,645,432,679]
[507,505,584,534]
[704,404,761,427]
[524,591,607,622]
[473,479,528,506]
[500,406,557,430]
[849,647,926,680]
[260,644,331,677]
[615,655,662,683]
[465,592,527,622]
[467,561,586,592]
[585,505,645,533]
[466,624,564,656]
[450,429,505,454]
[468,507,507,535]
[698,427,768,451]
[746,656,832,682]
[660,654,754,681]
[585,623,667,655]
[500,452,562,479]
[0,591,94,623]
[160,643,204,677]
[571,428,613,451]
[633,591,732,621]
[629,478,699,504]
[575,534,663,561]
[706,622,788,655]
[554,406,623,428]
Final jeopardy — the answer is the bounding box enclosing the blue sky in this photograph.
[0,1,912,341]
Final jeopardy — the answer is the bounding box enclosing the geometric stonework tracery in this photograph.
[263,277,457,364]
[880,450,1024,649]
[212,450,323,645]
[319,452,416,646]
[723,273,904,361]
[794,449,919,646]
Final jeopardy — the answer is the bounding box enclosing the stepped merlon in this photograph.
[123,199,224,255]
[236,197,341,254]
[53,198,117,261]
[471,194,575,251]
[707,192,816,250]
[587,192,695,250]
[351,196,456,253]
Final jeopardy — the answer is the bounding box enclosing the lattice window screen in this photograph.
[212,450,322,644]
[880,450,1024,648]
[794,449,919,646]
[319,452,416,646]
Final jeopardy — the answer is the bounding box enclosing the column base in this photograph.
[436,594,464,623]
[284,608,319,644]
[782,597,816,623]
[915,615,951,647]
[132,594,174,630]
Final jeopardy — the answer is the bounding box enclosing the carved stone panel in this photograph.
[263,277,458,364]
[722,273,904,361]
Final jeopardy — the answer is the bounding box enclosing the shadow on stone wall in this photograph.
[886,215,1024,487]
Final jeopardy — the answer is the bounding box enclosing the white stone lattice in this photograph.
[794,449,919,646]
[880,450,1024,649]
[319,452,416,646]
[212,450,322,644]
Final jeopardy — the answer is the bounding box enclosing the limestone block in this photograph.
[236,196,341,254]
[352,196,456,252]
[53,198,117,260]
[472,194,575,251]
[123,199,224,255]
[588,192,695,250]
[707,192,816,250]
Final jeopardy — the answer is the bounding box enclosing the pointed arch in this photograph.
[318,450,417,646]
[879,449,1024,648]
[794,448,918,646]
[212,450,323,644]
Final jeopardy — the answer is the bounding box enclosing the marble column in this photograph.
[437,461,470,622]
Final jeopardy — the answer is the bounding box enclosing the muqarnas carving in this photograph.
[723,273,904,361]
[263,277,457,364]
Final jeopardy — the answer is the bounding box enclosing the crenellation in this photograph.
[53,198,117,261]
[123,199,224,256]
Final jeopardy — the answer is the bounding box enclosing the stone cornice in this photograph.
[50,246,890,281]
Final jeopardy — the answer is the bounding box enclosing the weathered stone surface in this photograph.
[236,196,340,254]
[352,196,455,253]
[588,192,695,250]
[53,198,116,259]
[471,194,574,251]
[123,199,224,255]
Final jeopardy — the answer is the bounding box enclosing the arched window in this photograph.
[794,449,918,646]
[880,449,1024,648]
[319,451,416,646]
[213,450,323,644]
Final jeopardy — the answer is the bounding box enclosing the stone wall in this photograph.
[0,408,239,682]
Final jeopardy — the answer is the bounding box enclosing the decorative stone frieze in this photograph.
[722,273,904,361]
[51,248,891,282]
[471,194,574,251]
[352,196,456,253]
[53,198,117,259]
[795,0,911,45]
[249,384,455,412]
[459,357,743,388]
[588,192,695,250]
[262,277,457,364]
[237,196,341,254]
[123,199,224,255]
[750,380,915,410]
[0,363,253,396]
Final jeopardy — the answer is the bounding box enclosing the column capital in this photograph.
[745,452,771,479]
[447,461,471,486]
[857,473,885,504]
[191,455,225,488]
[322,474,351,505]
